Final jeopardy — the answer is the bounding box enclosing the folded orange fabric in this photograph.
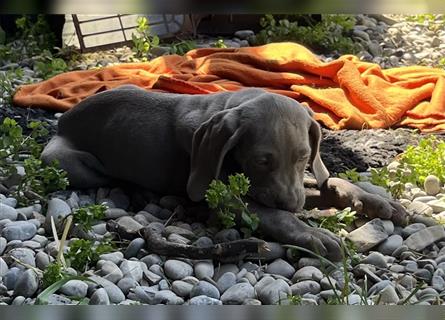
[12,42,445,132]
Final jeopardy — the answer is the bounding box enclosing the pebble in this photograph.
[194,261,214,279]
[120,260,143,282]
[153,290,184,305]
[88,275,125,303]
[13,269,39,298]
[0,257,8,277]
[292,266,323,283]
[407,201,433,216]
[0,203,18,221]
[190,281,220,299]
[290,280,321,296]
[164,260,193,280]
[220,283,255,305]
[214,229,240,243]
[44,198,71,232]
[265,258,295,279]
[213,264,239,280]
[99,252,124,265]
[256,279,291,305]
[117,277,138,295]
[404,225,445,251]
[216,272,237,293]
[89,288,110,305]
[59,280,88,298]
[172,280,194,298]
[424,175,441,196]
[1,221,37,241]
[99,260,124,283]
[402,223,426,238]
[377,234,403,255]
[188,295,222,305]
[124,238,145,259]
[361,251,388,268]
[347,218,389,251]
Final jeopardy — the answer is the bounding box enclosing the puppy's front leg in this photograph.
[247,201,343,262]
[304,177,407,226]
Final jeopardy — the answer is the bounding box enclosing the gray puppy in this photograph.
[42,86,406,261]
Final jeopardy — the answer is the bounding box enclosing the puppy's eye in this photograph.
[255,156,269,166]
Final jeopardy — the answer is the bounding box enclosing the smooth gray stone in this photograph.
[35,251,50,270]
[292,266,323,283]
[404,225,445,251]
[89,275,125,303]
[0,203,18,221]
[190,281,220,299]
[47,294,74,305]
[214,229,240,243]
[4,267,22,290]
[221,282,255,305]
[14,269,39,298]
[158,279,169,291]
[124,238,145,259]
[194,261,214,280]
[265,258,295,279]
[140,254,162,268]
[402,223,427,238]
[378,235,403,255]
[9,247,35,268]
[172,280,194,298]
[120,260,143,282]
[99,251,124,265]
[89,288,110,305]
[0,257,8,276]
[132,286,157,304]
[117,277,138,295]
[153,290,184,305]
[257,279,291,305]
[99,260,124,283]
[193,236,213,248]
[44,198,71,232]
[164,260,193,280]
[105,208,128,220]
[213,264,239,281]
[1,221,37,241]
[290,280,321,296]
[0,237,6,255]
[59,280,88,298]
[347,218,389,252]
[361,251,388,268]
[188,295,222,305]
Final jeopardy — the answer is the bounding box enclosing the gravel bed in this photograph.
[1,14,445,305]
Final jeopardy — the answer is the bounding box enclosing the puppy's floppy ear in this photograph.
[308,117,330,188]
[187,108,244,202]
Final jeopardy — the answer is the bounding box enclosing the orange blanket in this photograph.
[12,42,445,132]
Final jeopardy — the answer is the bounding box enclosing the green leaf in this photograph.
[35,276,96,305]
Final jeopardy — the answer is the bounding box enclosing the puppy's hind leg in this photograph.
[41,136,111,188]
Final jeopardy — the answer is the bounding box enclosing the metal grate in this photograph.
[71,14,185,53]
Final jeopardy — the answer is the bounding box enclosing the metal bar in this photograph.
[71,14,87,53]
[76,14,132,24]
[117,14,128,42]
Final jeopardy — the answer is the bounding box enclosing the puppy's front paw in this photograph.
[327,178,408,226]
[293,227,343,262]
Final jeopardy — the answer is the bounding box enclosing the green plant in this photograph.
[213,39,227,49]
[205,173,260,238]
[132,16,160,59]
[0,118,68,205]
[405,14,445,32]
[72,204,107,232]
[66,238,115,271]
[36,275,94,305]
[368,136,445,198]
[169,40,196,55]
[287,294,303,305]
[35,53,69,79]
[308,207,357,234]
[337,168,366,183]
[255,14,359,54]
[0,68,24,105]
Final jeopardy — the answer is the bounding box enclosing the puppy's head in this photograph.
[187,90,329,212]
